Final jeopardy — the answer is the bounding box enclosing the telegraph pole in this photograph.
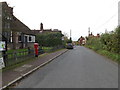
[105,28,107,33]
[88,27,90,36]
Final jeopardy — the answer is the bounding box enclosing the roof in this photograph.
[1,2,35,35]
[32,29,62,35]
[11,16,35,35]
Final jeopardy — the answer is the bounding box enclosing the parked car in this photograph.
[66,43,73,49]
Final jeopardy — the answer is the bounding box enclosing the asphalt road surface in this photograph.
[15,46,118,88]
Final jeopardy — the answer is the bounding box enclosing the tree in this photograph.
[36,32,63,47]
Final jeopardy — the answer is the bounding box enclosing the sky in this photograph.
[1,0,119,41]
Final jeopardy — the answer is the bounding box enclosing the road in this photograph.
[15,46,118,88]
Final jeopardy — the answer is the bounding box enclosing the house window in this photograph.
[10,31,13,42]
[29,36,32,42]
[33,36,35,42]
[18,36,21,41]
[25,36,27,42]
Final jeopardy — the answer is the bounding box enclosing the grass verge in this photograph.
[85,45,120,63]
[2,53,48,72]
[49,48,65,53]
[2,57,36,72]
[97,50,120,62]
[7,49,28,53]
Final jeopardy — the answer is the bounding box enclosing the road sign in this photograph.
[0,41,5,51]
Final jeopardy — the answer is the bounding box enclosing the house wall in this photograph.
[24,35,35,43]
[0,3,2,41]
[22,35,35,49]
[26,42,34,48]
[28,35,35,42]
[2,2,13,43]
[1,2,36,50]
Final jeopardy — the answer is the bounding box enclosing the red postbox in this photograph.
[34,43,39,57]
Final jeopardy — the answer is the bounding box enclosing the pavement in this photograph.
[1,49,68,89]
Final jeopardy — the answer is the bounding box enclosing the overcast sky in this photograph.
[1,0,119,41]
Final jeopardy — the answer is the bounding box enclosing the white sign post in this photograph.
[0,41,6,69]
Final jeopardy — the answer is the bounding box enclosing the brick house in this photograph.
[0,2,35,50]
[88,32,100,38]
[78,36,85,45]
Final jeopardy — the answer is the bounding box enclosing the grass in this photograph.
[2,48,65,72]
[42,46,65,53]
[42,47,53,52]
[6,49,29,59]
[2,53,49,72]
[85,45,120,63]
[50,48,65,53]
[42,47,53,49]
[38,53,48,58]
[2,57,36,72]
[7,49,28,53]
[97,50,120,62]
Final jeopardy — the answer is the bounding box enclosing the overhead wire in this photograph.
[95,12,117,30]
[92,0,119,31]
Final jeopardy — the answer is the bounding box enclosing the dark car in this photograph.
[66,43,73,49]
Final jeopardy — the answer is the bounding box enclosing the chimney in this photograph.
[88,27,90,36]
[9,7,13,14]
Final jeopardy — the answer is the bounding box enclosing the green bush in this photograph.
[86,37,103,51]
[100,27,120,54]
[85,26,120,61]
[98,50,120,62]
[36,32,63,47]
[86,26,120,54]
